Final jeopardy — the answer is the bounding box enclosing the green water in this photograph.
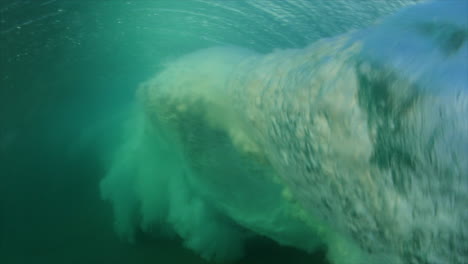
[1,1,467,264]
[0,137,327,264]
[0,1,348,263]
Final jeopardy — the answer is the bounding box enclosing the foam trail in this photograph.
[101,1,468,263]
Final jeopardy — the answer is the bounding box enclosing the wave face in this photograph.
[101,1,468,264]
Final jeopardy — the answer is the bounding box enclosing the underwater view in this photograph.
[1,0,467,263]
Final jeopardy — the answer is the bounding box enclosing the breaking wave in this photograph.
[100,1,468,263]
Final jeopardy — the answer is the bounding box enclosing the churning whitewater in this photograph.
[101,1,468,264]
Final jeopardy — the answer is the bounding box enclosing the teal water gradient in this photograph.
[1,1,466,264]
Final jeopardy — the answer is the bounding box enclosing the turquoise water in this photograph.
[1,1,467,264]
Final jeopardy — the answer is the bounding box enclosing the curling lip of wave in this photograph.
[100,1,468,264]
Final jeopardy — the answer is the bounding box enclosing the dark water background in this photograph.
[0,137,326,264]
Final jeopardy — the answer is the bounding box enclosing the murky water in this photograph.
[1,1,467,264]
